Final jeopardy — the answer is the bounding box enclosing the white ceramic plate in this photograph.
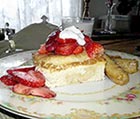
[0,50,140,119]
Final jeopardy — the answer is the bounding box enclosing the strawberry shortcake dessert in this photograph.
[0,26,105,98]
[33,26,106,88]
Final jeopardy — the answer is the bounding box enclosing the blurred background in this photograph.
[0,0,140,53]
[0,0,82,32]
[0,0,140,33]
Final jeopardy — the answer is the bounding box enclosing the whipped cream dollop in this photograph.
[59,26,86,46]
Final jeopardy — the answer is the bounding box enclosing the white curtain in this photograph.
[0,0,82,32]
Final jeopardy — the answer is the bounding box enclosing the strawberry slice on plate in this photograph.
[12,83,56,98]
[0,75,18,86]
[0,66,56,99]
[7,66,35,73]
[29,86,56,98]
[7,67,45,88]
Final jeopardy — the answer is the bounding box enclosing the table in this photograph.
[97,39,140,56]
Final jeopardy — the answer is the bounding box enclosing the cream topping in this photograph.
[59,26,86,46]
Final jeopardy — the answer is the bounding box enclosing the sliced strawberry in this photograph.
[12,83,56,98]
[56,37,76,44]
[47,30,60,41]
[7,69,45,88]
[29,86,56,98]
[55,42,78,56]
[0,75,18,86]
[45,37,57,52]
[7,66,35,74]
[85,42,104,58]
[38,44,48,54]
[84,35,92,43]
[73,46,84,54]
[12,83,31,95]
[45,30,60,52]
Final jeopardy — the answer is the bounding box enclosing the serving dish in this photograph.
[0,50,140,119]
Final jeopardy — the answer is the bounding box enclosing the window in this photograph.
[0,0,82,32]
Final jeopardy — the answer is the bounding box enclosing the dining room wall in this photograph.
[87,0,118,28]
[88,0,118,18]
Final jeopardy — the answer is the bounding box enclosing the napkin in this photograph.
[0,21,58,57]
[0,40,10,57]
[13,22,58,50]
